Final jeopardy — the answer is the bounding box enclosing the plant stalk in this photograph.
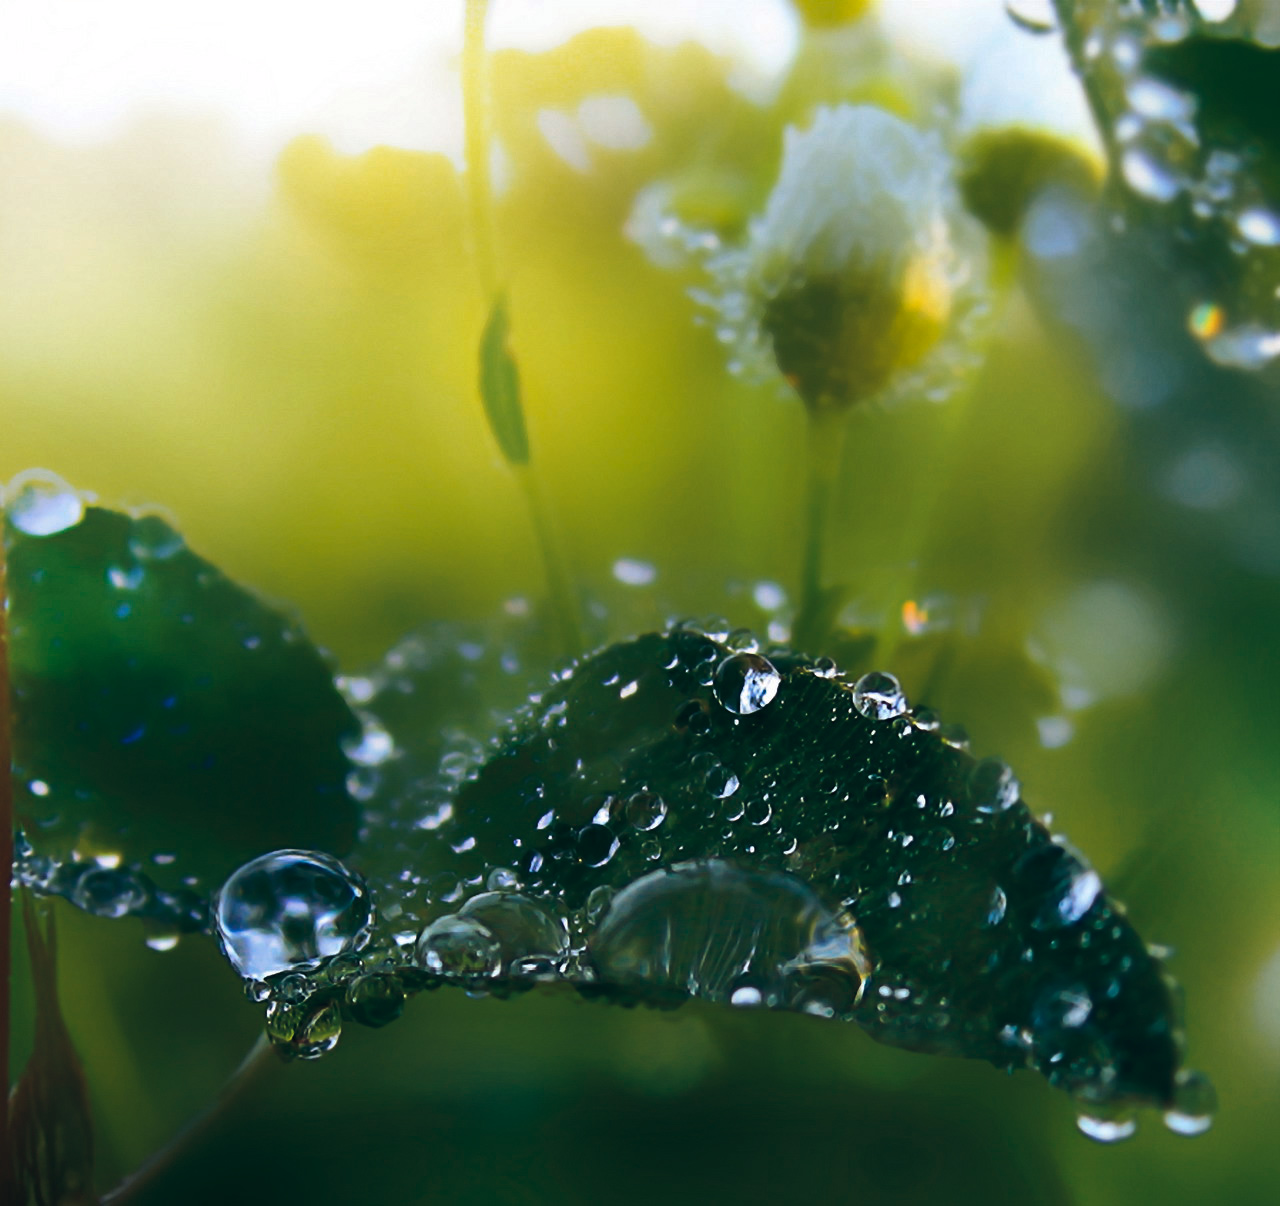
[463,0,584,657]
[794,406,848,654]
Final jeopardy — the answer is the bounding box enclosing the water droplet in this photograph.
[28,779,50,798]
[577,823,620,867]
[1003,0,1057,35]
[5,470,85,536]
[1121,149,1180,202]
[588,860,867,1006]
[416,914,501,977]
[852,672,907,720]
[71,867,148,919]
[970,757,1021,813]
[1034,983,1093,1031]
[730,983,764,1007]
[486,867,521,891]
[107,564,145,591]
[987,886,1008,926]
[1191,0,1237,23]
[713,652,782,715]
[1162,1069,1216,1136]
[1202,323,1280,371]
[1018,844,1104,929]
[1236,207,1280,247]
[127,513,185,560]
[272,997,343,1060]
[344,717,396,767]
[214,850,373,981]
[612,557,657,586]
[1076,1113,1138,1143]
[347,972,407,1028]
[585,884,615,924]
[705,765,740,800]
[1125,77,1195,124]
[625,791,667,831]
[458,892,570,977]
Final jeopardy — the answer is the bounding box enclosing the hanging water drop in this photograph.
[1075,1113,1138,1143]
[1162,1069,1217,1136]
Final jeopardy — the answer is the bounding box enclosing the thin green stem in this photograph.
[100,1035,277,1206]
[794,407,848,654]
[462,0,583,659]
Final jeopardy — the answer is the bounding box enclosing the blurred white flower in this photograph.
[710,104,988,411]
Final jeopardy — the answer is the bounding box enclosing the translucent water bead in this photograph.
[215,849,373,981]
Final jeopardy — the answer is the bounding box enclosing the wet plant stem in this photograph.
[463,0,583,657]
[1,531,14,1201]
[101,1035,277,1206]
[795,407,849,654]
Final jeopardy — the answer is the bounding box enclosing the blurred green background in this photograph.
[4,2,1279,1203]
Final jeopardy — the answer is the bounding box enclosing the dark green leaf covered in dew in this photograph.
[4,474,360,928]
[420,627,1206,1124]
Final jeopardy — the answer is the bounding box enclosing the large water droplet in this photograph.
[5,470,85,536]
[458,891,570,977]
[588,860,867,1007]
[852,671,908,720]
[713,652,782,715]
[214,849,373,981]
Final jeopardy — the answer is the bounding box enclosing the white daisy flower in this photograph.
[710,104,988,411]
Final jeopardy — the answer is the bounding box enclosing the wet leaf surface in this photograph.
[6,503,360,906]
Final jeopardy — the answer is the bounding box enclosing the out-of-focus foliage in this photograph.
[6,503,358,894]
[1,10,1279,1206]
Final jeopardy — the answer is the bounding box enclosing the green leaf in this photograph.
[6,500,360,909]
[478,293,529,465]
[424,627,1194,1113]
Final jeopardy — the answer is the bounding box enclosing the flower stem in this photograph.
[794,406,848,654]
[463,0,583,658]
